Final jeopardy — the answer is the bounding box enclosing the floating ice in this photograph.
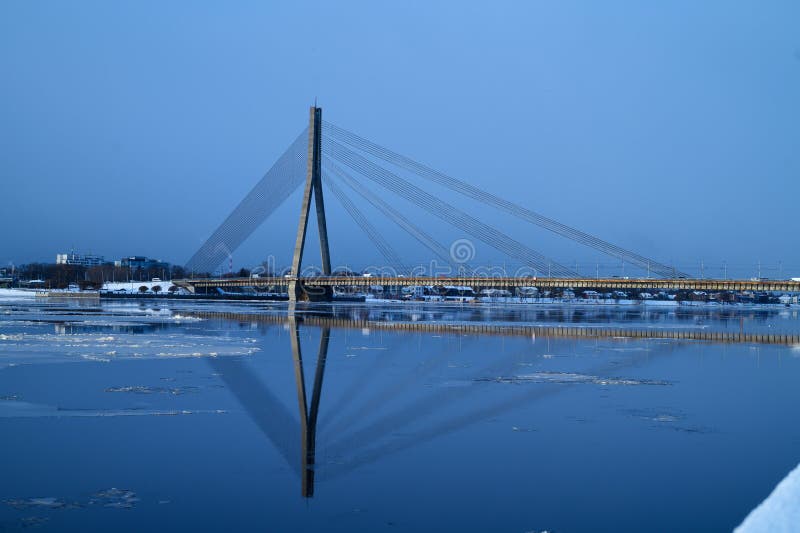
[5,488,142,513]
[625,408,712,434]
[105,385,200,395]
[0,330,260,368]
[476,371,670,386]
[0,400,226,418]
[347,346,389,351]
[89,488,139,509]
[19,517,50,527]
[4,496,76,509]
[171,314,203,322]
[626,408,684,424]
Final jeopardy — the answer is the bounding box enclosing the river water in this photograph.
[1,298,799,532]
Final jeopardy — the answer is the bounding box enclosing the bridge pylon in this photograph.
[289,106,332,301]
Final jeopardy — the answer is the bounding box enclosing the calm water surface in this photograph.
[1,299,799,532]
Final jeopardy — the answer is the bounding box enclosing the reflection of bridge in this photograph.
[191,310,800,346]
[203,310,797,499]
[209,319,329,498]
[181,106,799,301]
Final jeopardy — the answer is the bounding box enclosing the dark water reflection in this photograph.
[1,300,799,532]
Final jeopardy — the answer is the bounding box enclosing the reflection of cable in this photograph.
[323,337,677,479]
[324,139,576,277]
[185,128,308,274]
[323,121,687,278]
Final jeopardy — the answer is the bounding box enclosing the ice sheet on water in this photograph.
[0,399,227,418]
[170,314,203,322]
[625,408,713,434]
[89,488,139,509]
[475,371,670,386]
[5,488,140,513]
[0,330,260,367]
[0,321,39,328]
[105,385,201,395]
[625,408,684,423]
[347,346,389,351]
[4,497,77,509]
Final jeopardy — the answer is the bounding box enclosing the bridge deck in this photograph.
[177,276,800,293]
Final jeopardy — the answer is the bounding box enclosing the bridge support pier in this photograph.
[289,106,332,302]
[289,280,333,302]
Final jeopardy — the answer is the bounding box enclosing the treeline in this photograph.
[14,263,190,289]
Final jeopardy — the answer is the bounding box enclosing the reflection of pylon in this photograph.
[289,318,330,498]
[229,255,233,275]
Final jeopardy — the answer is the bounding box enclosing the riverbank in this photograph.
[2,288,798,310]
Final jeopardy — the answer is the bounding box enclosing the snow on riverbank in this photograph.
[736,462,800,532]
[101,281,181,294]
[0,288,38,300]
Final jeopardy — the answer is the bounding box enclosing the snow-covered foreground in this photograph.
[736,462,800,532]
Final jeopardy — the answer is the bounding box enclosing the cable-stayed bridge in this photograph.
[180,107,800,299]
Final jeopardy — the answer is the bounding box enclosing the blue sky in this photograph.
[1,1,798,277]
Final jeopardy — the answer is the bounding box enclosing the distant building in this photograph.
[0,268,12,288]
[114,256,170,271]
[56,251,105,266]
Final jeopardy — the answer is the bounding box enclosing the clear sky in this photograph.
[1,1,798,278]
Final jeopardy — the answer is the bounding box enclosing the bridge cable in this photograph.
[323,122,666,275]
[322,121,686,278]
[324,160,473,273]
[186,133,307,274]
[189,130,307,274]
[322,170,409,274]
[323,139,576,277]
[324,122,661,275]
[323,139,577,277]
[324,142,575,277]
[185,129,308,274]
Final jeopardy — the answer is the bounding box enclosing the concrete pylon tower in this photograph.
[289,106,332,301]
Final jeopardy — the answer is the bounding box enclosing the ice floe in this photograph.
[5,488,141,512]
[105,385,201,395]
[4,496,76,509]
[475,371,670,386]
[0,400,226,418]
[89,488,139,509]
